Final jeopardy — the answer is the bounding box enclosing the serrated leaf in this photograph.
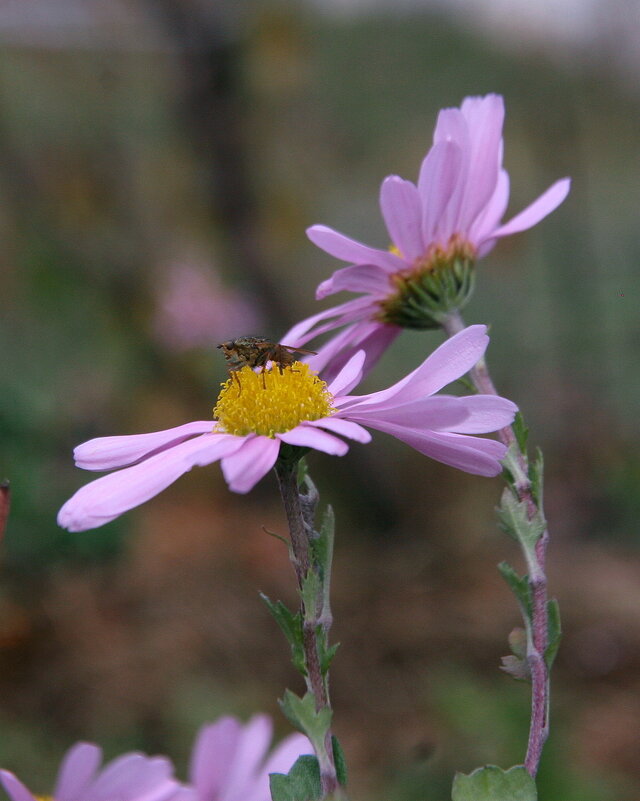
[545,598,562,669]
[331,735,347,787]
[452,765,537,801]
[261,594,306,675]
[529,448,544,508]
[279,690,332,750]
[512,412,529,453]
[270,755,321,801]
[497,562,532,621]
[311,504,335,577]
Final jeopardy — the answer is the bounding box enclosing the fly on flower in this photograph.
[217,336,317,391]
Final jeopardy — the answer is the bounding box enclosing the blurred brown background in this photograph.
[1,1,639,799]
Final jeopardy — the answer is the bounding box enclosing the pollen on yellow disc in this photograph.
[213,362,334,438]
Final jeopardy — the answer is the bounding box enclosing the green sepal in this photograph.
[331,735,348,787]
[261,594,306,676]
[452,765,537,801]
[497,489,546,575]
[269,755,321,801]
[497,562,532,621]
[528,448,544,508]
[500,444,529,494]
[512,412,529,454]
[545,598,562,669]
[279,690,332,752]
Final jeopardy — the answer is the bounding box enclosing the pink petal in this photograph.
[55,743,102,801]
[189,718,242,801]
[220,436,281,493]
[341,325,488,411]
[316,263,391,300]
[379,176,424,261]
[431,109,470,239]
[418,140,463,244]
[490,177,571,240]
[326,350,366,396]
[346,395,469,431]
[278,425,349,456]
[457,94,505,230]
[307,416,372,443]
[84,754,160,801]
[0,772,36,801]
[218,715,272,799]
[309,322,401,385]
[74,421,214,471]
[469,169,510,251]
[281,297,375,347]
[452,395,517,433]
[306,225,406,273]
[364,421,506,476]
[58,434,244,532]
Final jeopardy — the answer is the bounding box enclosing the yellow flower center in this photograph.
[213,362,334,438]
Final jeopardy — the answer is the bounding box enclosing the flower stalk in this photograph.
[441,309,552,776]
[274,453,342,798]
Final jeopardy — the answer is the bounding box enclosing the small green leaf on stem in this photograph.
[269,755,321,801]
[497,562,532,621]
[500,627,530,680]
[261,594,306,675]
[512,412,529,454]
[452,764,537,801]
[301,571,321,624]
[529,448,544,508]
[545,598,562,669]
[331,735,348,787]
[279,690,332,749]
[497,490,546,576]
[319,640,340,675]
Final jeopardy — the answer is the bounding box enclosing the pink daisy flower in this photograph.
[187,715,311,801]
[0,743,192,801]
[283,94,570,380]
[57,325,516,533]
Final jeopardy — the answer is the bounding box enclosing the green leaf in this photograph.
[270,755,321,801]
[300,570,321,624]
[529,448,544,508]
[261,594,306,675]
[331,735,348,787]
[545,598,562,669]
[279,690,332,751]
[452,765,537,801]
[497,562,532,621]
[512,412,529,453]
[496,489,546,576]
[319,640,340,675]
[296,458,310,487]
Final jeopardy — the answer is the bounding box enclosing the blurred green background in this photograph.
[1,1,639,799]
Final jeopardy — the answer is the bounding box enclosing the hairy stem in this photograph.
[275,459,340,797]
[441,311,550,776]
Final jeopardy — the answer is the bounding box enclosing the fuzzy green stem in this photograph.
[274,458,341,798]
[441,310,550,776]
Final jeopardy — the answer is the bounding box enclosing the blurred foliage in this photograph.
[1,2,639,799]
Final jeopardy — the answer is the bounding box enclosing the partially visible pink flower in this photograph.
[283,94,570,379]
[188,715,311,801]
[57,326,517,532]
[0,742,193,801]
[153,263,262,352]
